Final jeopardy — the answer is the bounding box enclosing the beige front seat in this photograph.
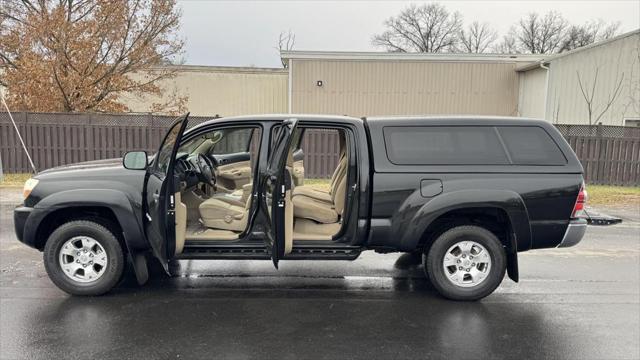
[198,193,251,232]
[211,183,252,207]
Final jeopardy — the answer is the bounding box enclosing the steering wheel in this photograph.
[196,153,216,186]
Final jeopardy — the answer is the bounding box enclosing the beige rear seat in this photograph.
[292,150,346,202]
[292,130,348,241]
[293,172,346,224]
[293,218,341,240]
[292,131,345,201]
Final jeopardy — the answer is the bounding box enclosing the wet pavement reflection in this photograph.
[1,202,639,359]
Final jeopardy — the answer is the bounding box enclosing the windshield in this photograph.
[178,128,254,156]
[177,130,222,155]
[179,135,209,154]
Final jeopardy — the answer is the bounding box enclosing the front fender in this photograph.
[399,189,532,253]
[31,189,148,252]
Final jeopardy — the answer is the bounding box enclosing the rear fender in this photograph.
[399,189,531,282]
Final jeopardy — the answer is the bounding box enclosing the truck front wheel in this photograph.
[43,220,125,296]
[424,225,506,301]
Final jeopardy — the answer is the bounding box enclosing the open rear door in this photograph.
[262,118,298,268]
[143,113,189,270]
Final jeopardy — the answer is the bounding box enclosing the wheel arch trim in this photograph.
[402,189,531,282]
[29,189,148,253]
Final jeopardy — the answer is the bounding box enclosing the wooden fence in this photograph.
[1,112,639,185]
[0,112,341,178]
[1,112,194,173]
[556,124,640,186]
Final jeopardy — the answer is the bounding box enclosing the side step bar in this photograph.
[178,244,362,260]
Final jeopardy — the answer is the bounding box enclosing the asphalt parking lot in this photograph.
[1,187,639,360]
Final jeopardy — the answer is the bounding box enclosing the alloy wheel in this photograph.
[58,236,108,283]
[442,240,492,288]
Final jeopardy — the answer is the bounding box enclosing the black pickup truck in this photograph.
[14,114,588,300]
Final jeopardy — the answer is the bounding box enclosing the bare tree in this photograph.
[276,30,296,67]
[372,3,462,53]
[458,21,498,53]
[492,32,520,54]
[0,0,186,114]
[577,67,625,126]
[560,20,621,52]
[515,11,568,54]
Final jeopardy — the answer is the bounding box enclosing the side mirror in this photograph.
[123,151,148,170]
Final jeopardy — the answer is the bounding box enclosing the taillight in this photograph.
[572,183,588,218]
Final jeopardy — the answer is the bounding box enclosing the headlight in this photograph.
[23,178,39,200]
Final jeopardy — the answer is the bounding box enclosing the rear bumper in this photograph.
[556,219,587,248]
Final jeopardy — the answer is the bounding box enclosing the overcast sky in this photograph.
[178,0,640,68]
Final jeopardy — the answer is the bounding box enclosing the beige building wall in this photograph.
[518,67,548,119]
[121,65,288,117]
[116,36,640,125]
[289,57,534,117]
[543,30,640,125]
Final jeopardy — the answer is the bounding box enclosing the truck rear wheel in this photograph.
[43,220,125,296]
[424,225,506,301]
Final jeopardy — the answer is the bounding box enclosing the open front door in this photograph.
[262,118,298,268]
[143,114,189,270]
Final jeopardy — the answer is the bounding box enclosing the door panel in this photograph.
[262,119,298,267]
[217,160,252,189]
[213,152,252,191]
[284,182,293,254]
[143,114,189,269]
[214,151,251,165]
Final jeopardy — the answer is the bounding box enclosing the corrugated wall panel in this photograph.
[292,60,520,117]
[518,67,547,119]
[121,67,288,117]
[545,32,640,125]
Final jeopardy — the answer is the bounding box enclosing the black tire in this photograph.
[424,225,506,301]
[43,220,125,296]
